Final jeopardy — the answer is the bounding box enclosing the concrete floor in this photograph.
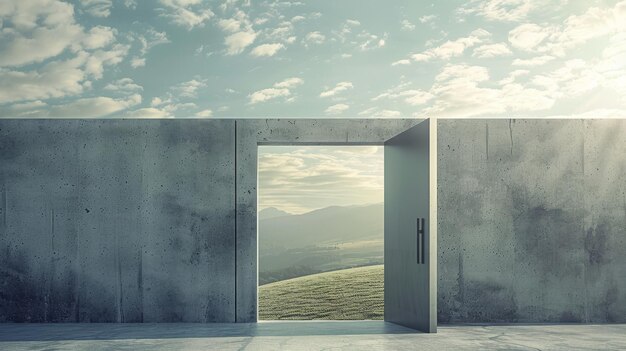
[1,322,625,350]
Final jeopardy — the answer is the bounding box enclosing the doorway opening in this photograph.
[257,145,385,320]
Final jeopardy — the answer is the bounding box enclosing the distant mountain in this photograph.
[259,203,383,250]
[258,203,384,284]
[259,207,292,220]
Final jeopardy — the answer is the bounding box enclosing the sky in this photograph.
[258,146,383,214]
[0,0,625,118]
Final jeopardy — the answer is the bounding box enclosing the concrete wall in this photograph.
[1,118,624,323]
[437,119,626,323]
[0,119,236,322]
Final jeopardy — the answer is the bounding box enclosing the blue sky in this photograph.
[1,0,625,118]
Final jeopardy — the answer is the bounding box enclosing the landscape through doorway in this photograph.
[257,145,385,321]
[252,118,437,332]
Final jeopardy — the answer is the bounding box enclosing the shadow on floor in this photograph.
[0,321,418,342]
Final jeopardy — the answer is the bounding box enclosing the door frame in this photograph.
[234,118,436,328]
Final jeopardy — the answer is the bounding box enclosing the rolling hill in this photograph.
[258,265,384,320]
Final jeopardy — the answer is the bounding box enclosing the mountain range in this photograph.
[258,203,384,284]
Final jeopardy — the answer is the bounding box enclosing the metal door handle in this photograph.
[417,218,425,264]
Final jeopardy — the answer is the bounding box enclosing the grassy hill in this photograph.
[259,265,383,320]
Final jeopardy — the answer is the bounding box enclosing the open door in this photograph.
[384,118,437,333]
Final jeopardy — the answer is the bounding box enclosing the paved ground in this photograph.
[0,322,625,350]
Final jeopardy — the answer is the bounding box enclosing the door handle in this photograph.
[417,218,425,264]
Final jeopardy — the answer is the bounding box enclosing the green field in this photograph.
[259,264,383,320]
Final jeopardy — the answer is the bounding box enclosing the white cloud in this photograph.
[218,9,257,55]
[529,55,625,102]
[419,15,436,23]
[84,44,130,79]
[359,108,402,117]
[82,26,117,50]
[136,28,170,56]
[325,103,350,115]
[265,23,295,43]
[225,31,257,55]
[304,31,325,45]
[125,28,170,68]
[274,77,304,88]
[123,0,138,9]
[249,88,291,104]
[557,4,624,48]
[254,17,268,25]
[320,82,353,98]
[498,69,530,85]
[3,101,48,117]
[0,54,87,104]
[0,0,130,105]
[373,86,434,106]
[401,19,415,31]
[140,78,212,116]
[402,90,435,106]
[250,43,285,57]
[512,55,555,66]
[172,79,207,98]
[358,31,386,51]
[196,109,213,117]
[508,23,553,51]
[507,2,626,56]
[218,18,244,33]
[249,77,304,104]
[126,107,172,118]
[391,59,410,66]
[80,0,113,18]
[459,0,542,22]
[376,63,572,117]
[291,15,305,22]
[157,0,214,30]
[0,1,102,68]
[331,22,385,52]
[130,57,146,68]
[49,94,141,117]
[411,28,491,62]
[12,94,142,118]
[597,32,626,96]
[104,78,143,93]
[472,43,512,58]
[218,9,256,34]
[423,64,554,116]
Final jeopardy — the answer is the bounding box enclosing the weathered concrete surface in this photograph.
[235,119,422,322]
[437,119,626,323]
[1,118,624,324]
[0,119,236,322]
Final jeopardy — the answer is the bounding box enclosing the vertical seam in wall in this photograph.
[234,120,238,322]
